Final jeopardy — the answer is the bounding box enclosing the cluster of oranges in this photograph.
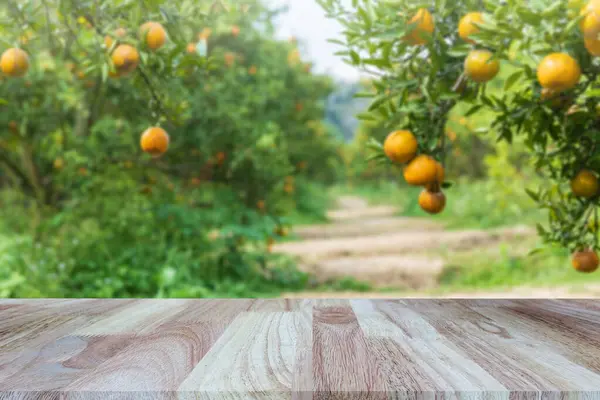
[402,5,600,272]
[383,130,446,214]
[0,20,180,160]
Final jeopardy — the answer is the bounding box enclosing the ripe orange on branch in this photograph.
[111,44,139,75]
[139,22,167,51]
[383,130,418,164]
[418,189,446,214]
[571,169,599,198]
[458,12,483,43]
[140,127,170,156]
[572,249,599,273]
[584,37,600,56]
[0,48,30,77]
[464,50,499,83]
[537,53,581,92]
[580,0,600,38]
[425,161,445,192]
[404,8,434,45]
[403,155,438,186]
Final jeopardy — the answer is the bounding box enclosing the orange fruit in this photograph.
[405,8,434,45]
[580,1,600,38]
[53,158,64,170]
[288,49,300,65]
[78,167,88,176]
[115,27,127,37]
[186,43,196,54]
[139,22,167,51]
[190,177,201,186]
[537,53,581,92]
[8,121,18,133]
[111,44,139,75]
[295,103,304,112]
[572,249,599,273]
[458,12,484,43]
[426,161,445,191]
[284,183,294,194]
[0,48,29,77]
[232,25,240,37]
[248,65,257,75]
[585,37,600,56]
[571,169,599,198]
[224,52,236,67]
[198,28,212,40]
[216,151,226,165]
[257,200,266,211]
[140,127,170,156]
[104,35,114,49]
[464,50,500,83]
[418,190,446,214]
[383,130,418,164]
[403,155,438,186]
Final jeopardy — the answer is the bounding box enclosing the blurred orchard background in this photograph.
[0,0,598,299]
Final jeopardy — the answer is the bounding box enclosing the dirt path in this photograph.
[277,196,599,298]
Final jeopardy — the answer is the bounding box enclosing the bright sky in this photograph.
[267,0,360,82]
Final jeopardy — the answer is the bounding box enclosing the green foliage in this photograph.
[322,0,600,255]
[0,0,344,298]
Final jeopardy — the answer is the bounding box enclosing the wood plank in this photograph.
[352,300,508,397]
[177,311,308,399]
[73,300,191,336]
[0,299,599,399]
[312,304,388,399]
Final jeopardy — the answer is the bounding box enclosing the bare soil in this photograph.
[277,196,598,298]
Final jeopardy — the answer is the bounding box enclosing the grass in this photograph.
[432,243,600,294]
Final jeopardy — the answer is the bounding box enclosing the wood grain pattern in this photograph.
[1,299,600,399]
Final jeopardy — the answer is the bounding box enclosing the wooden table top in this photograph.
[1,299,600,399]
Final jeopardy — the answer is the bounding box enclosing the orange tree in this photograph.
[0,0,340,297]
[320,0,600,273]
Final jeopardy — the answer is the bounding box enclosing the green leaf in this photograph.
[368,95,390,111]
[561,14,586,40]
[504,70,524,91]
[525,188,540,202]
[446,44,470,58]
[527,247,545,256]
[354,91,376,98]
[366,137,384,150]
[541,1,563,18]
[356,112,377,121]
[464,104,483,117]
[327,38,345,45]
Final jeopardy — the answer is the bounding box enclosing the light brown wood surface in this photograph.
[1,299,600,399]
